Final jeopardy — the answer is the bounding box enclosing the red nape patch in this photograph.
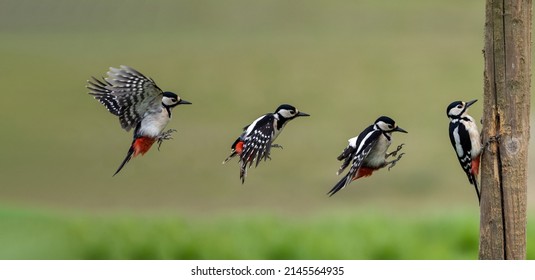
[133,137,156,157]
[235,141,244,154]
[352,167,375,180]
[471,156,481,176]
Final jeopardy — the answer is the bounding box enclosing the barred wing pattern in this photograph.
[87,65,163,131]
[239,114,275,183]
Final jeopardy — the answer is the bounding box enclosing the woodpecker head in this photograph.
[162,91,192,108]
[447,99,477,119]
[274,104,310,120]
[374,116,408,133]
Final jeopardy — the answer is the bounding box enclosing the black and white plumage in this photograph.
[327,116,407,196]
[87,65,191,175]
[223,104,310,183]
[447,99,481,202]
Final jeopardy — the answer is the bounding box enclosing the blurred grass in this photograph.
[0,0,534,259]
[4,207,534,260]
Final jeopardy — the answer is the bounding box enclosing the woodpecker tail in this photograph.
[222,152,237,164]
[114,145,135,176]
[470,156,481,204]
[239,163,247,184]
[472,177,481,204]
[222,139,244,164]
[327,174,350,197]
[113,137,156,176]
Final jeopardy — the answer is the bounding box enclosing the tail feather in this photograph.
[222,139,243,164]
[473,178,481,204]
[222,151,237,164]
[114,145,135,176]
[327,174,350,197]
[239,161,247,184]
[469,156,481,204]
[113,137,155,176]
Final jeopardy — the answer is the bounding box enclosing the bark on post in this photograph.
[480,0,531,260]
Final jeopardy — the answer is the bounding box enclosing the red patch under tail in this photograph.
[235,141,244,155]
[133,137,156,157]
[471,155,481,176]
[352,167,375,181]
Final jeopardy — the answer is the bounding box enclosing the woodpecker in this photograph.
[87,65,191,176]
[447,99,481,202]
[223,104,310,183]
[327,116,407,196]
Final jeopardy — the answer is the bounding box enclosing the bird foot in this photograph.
[386,152,405,171]
[157,129,177,150]
[386,143,404,158]
[271,144,283,149]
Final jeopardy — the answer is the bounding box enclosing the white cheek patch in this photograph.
[162,97,172,106]
[449,107,464,116]
[278,109,298,119]
[375,121,392,131]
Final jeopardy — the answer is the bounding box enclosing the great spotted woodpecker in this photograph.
[87,65,191,176]
[447,99,481,202]
[223,104,310,183]
[327,116,407,196]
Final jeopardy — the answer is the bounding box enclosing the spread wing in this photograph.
[240,114,275,168]
[87,65,164,131]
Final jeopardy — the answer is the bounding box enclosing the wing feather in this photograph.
[238,114,275,182]
[330,129,381,194]
[87,65,164,131]
[449,122,475,184]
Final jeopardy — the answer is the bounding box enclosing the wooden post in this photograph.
[479,0,531,259]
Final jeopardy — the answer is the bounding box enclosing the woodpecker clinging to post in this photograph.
[87,65,191,176]
[447,99,482,202]
[223,104,310,183]
[327,116,407,197]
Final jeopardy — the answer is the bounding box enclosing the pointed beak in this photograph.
[465,99,477,108]
[394,126,408,133]
[179,99,192,105]
[297,112,310,117]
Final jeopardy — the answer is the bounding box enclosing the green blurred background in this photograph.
[0,0,533,259]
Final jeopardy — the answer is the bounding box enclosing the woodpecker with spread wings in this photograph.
[328,116,407,196]
[223,104,309,183]
[87,65,191,175]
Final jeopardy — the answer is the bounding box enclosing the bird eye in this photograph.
[457,104,463,108]
[171,98,177,102]
[290,110,296,114]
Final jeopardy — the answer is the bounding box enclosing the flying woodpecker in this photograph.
[87,65,191,175]
[223,104,309,183]
[328,116,407,196]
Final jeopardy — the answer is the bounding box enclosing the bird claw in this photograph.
[387,152,405,171]
[157,129,177,151]
[386,143,404,158]
[271,144,283,149]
